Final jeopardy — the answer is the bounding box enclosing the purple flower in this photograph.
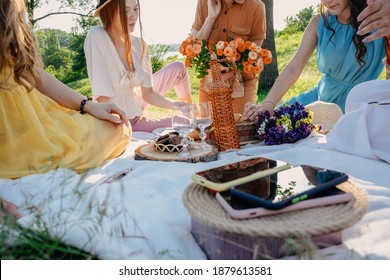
[256,102,318,145]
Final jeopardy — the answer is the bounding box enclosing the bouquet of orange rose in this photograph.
[179,35,272,78]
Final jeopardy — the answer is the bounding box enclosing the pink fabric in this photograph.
[130,116,172,133]
[145,61,191,107]
[132,61,192,132]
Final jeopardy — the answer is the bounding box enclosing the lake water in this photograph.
[164,51,183,59]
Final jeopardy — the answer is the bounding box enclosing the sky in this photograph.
[35,0,319,44]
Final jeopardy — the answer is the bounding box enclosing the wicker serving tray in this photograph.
[183,180,367,238]
[183,180,367,259]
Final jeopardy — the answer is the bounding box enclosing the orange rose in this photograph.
[248,44,257,52]
[185,57,191,68]
[230,40,238,49]
[254,65,264,74]
[244,63,254,74]
[185,45,194,57]
[179,45,186,55]
[186,35,197,44]
[223,46,234,57]
[193,44,202,55]
[234,37,245,51]
[216,48,224,56]
[247,58,255,64]
[260,49,270,58]
[264,56,273,65]
[245,41,253,50]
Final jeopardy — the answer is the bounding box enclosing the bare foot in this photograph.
[0,198,21,223]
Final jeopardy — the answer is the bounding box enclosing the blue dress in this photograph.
[288,14,385,112]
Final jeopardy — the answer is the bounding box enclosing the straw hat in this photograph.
[305,101,343,132]
[94,0,112,17]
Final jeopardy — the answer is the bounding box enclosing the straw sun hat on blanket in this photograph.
[306,101,343,132]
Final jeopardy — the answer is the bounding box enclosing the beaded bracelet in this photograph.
[80,98,88,114]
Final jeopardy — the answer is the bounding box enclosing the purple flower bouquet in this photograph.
[256,102,321,145]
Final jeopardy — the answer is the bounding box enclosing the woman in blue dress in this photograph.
[243,0,385,120]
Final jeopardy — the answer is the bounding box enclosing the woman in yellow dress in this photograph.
[0,0,131,179]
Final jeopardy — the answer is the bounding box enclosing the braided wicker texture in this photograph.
[208,59,240,151]
[206,122,259,145]
[182,180,367,238]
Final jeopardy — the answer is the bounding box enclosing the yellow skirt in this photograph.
[0,74,131,179]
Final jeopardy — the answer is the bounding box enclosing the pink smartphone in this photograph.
[215,166,353,219]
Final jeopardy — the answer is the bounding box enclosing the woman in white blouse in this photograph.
[84,0,191,132]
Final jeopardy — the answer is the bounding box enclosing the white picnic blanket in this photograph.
[0,133,389,260]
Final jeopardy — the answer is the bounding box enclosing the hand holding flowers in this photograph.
[179,35,272,79]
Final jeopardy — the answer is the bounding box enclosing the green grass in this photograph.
[0,215,96,260]
[274,31,321,102]
[67,78,92,98]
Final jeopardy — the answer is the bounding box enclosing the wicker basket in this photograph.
[207,58,240,152]
[206,122,259,145]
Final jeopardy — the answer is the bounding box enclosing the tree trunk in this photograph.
[258,0,279,92]
[25,0,38,26]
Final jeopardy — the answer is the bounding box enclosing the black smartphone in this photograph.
[228,166,349,211]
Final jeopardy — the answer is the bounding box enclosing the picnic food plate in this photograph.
[134,142,219,163]
[152,132,183,153]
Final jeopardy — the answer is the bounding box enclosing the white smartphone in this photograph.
[191,157,290,192]
[215,166,353,219]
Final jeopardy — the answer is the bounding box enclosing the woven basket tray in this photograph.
[183,180,367,259]
[183,180,367,238]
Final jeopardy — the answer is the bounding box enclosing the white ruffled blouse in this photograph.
[84,26,153,119]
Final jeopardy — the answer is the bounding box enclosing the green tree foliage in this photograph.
[66,17,100,82]
[281,6,317,34]
[149,44,170,73]
[36,29,74,83]
[35,16,99,84]
[25,0,94,26]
